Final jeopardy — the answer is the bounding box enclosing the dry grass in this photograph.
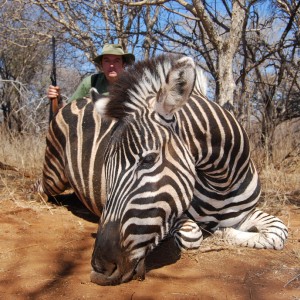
[0,119,299,212]
[0,128,45,175]
[259,163,300,213]
[249,119,300,214]
[0,128,47,209]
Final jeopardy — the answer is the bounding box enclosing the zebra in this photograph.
[37,54,288,285]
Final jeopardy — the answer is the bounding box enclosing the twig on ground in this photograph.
[37,192,54,215]
[284,273,300,288]
[0,161,18,171]
[198,246,232,253]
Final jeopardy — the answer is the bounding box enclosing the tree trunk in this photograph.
[217,50,236,110]
[261,94,275,163]
[216,0,246,111]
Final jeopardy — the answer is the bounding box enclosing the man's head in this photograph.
[93,44,135,84]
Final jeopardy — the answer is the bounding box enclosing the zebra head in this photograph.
[90,55,197,285]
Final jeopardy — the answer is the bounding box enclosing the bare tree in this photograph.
[115,0,253,108]
[1,0,299,148]
[0,1,84,132]
[0,1,50,132]
[25,0,161,61]
[249,0,300,159]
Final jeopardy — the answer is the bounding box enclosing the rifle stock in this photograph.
[49,97,59,121]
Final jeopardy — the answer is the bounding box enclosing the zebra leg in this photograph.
[170,216,203,251]
[217,209,288,250]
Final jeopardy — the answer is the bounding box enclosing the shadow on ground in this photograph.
[46,192,181,273]
[47,192,99,223]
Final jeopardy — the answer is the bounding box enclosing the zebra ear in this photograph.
[155,56,196,119]
[90,88,110,117]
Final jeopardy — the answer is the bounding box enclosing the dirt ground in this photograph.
[0,169,299,300]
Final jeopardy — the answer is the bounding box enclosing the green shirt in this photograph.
[68,73,109,102]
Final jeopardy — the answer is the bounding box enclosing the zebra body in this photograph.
[39,55,288,285]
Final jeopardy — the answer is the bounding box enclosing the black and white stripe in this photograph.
[38,54,288,285]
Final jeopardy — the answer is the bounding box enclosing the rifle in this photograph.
[49,36,60,122]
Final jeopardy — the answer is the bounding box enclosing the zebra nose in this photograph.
[91,221,122,275]
[91,256,117,277]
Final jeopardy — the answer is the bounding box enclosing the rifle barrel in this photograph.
[50,36,57,86]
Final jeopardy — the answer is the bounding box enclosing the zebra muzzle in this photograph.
[90,257,146,285]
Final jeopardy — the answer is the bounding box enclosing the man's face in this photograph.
[101,54,124,84]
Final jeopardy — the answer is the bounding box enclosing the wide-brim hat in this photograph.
[93,43,135,65]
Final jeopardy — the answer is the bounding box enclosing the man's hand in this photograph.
[47,85,64,118]
[47,85,61,100]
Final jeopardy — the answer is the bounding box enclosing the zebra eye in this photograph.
[139,153,157,169]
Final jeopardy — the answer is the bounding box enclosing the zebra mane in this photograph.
[105,54,207,119]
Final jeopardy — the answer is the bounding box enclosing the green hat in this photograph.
[93,43,135,65]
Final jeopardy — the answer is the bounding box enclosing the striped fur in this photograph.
[38,54,288,285]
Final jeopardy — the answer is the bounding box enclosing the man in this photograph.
[47,43,135,111]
